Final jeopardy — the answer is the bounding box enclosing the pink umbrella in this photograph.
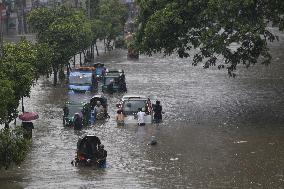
[19,112,39,121]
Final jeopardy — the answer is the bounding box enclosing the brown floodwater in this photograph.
[1,30,284,188]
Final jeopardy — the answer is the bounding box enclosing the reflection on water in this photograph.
[1,35,284,188]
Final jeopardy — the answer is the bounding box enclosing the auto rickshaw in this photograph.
[63,101,91,127]
[90,95,109,121]
[102,74,127,93]
[71,135,107,167]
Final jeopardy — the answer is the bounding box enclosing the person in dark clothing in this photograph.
[107,80,114,94]
[22,122,34,139]
[63,106,69,125]
[153,101,163,123]
[96,144,107,167]
[74,113,83,130]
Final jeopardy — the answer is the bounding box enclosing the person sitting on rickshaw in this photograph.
[94,101,105,120]
[107,80,114,94]
[82,103,91,126]
[74,113,83,130]
[96,144,107,168]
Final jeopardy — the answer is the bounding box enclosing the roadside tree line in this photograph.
[135,0,284,75]
[28,1,127,85]
[0,0,126,170]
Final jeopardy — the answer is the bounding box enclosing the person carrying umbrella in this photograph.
[19,112,39,139]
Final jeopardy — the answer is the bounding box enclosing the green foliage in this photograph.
[136,0,284,71]
[0,127,31,170]
[0,76,15,125]
[0,38,50,124]
[33,43,54,78]
[93,0,127,46]
[28,6,93,84]
[0,40,38,124]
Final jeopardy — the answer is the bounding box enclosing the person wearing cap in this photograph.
[95,101,104,120]
[96,144,107,168]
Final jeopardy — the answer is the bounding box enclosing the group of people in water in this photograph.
[115,100,163,126]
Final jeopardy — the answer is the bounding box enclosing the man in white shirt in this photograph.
[137,108,146,126]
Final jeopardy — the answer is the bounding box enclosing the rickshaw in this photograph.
[63,101,91,127]
[71,135,107,167]
[90,95,109,120]
[102,74,127,93]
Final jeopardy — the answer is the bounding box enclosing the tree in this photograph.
[135,0,284,74]
[0,40,37,127]
[96,0,127,51]
[0,127,31,170]
[28,6,93,85]
[0,76,15,127]
[0,38,51,127]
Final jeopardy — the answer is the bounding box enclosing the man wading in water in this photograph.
[137,108,146,126]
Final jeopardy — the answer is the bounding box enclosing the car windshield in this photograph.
[122,100,146,115]
[67,104,84,117]
[104,77,119,85]
[69,73,92,85]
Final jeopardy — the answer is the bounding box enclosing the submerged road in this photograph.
[1,31,284,188]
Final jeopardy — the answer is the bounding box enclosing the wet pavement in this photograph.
[0,30,284,188]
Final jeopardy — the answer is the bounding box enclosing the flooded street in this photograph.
[1,32,284,188]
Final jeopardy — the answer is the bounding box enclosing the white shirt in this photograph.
[137,111,146,124]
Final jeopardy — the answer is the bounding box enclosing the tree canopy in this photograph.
[135,0,284,72]
[28,6,93,84]
[0,38,52,126]
[92,0,128,49]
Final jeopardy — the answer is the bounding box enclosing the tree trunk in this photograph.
[53,68,58,86]
[59,66,65,81]
[91,45,94,59]
[21,97,24,113]
[73,55,76,67]
[95,42,99,56]
[104,39,106,53]
[66,63,70,76]
[5,122,9,129]
[79,52,82,66]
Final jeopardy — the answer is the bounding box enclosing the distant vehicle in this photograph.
[102,73,127,93]
[105,69,123,76]
[102,75,127,93]
[63,101,91,127]
[125,33,139,59]
[71,135,107,167]
[118,95,153,124]
[68,67,98,92]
